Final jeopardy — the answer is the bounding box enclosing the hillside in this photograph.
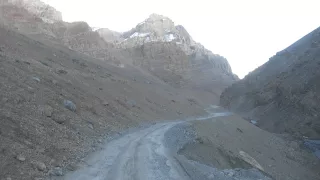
[0,0,238,179]
[220,26,320,139]
[1,1,237,103]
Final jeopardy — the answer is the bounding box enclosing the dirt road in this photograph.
[62,122,187,180]
[58,108,270,180]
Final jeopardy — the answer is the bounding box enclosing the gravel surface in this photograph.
[56,109,271,180]
[164,121,271,180]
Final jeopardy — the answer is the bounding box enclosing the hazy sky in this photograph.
[43,0,319,78]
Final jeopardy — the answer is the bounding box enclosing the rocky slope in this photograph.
[0,1,239,179]
[220,26,320,139]
[1,0,237,103]
[0,17,210,180]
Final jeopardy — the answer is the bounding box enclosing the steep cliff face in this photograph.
[220,26,320,139]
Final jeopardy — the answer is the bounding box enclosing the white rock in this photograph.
[16,154,26,162]
[34,161,46,171]
[32,77,40,83]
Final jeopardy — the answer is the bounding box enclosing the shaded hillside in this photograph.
[220,26,320,139]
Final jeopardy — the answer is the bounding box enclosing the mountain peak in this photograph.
[132,13,175,35]
[147,13,171,22]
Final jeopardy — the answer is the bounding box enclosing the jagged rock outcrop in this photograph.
[118,14,232,74]
[64,21,92,37]
[220,26,320,139]
[7,0,62,23]
[97,14,237,90]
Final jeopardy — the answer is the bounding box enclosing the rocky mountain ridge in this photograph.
[220,26,320,139]
[97,14,233,75]
[1,0,237,103]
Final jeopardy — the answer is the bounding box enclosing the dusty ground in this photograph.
[179,115,320,180]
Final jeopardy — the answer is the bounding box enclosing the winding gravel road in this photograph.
[61,108,269,180]
[64,122,187,180]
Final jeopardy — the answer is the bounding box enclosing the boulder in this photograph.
[64,100,76,112]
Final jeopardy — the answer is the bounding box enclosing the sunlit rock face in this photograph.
[7,0,62,23]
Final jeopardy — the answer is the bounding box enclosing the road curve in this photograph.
[60,110,269,180]
[63,121,190,180]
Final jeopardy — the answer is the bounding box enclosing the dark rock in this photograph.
[102,101,109,106]
[57,69,68,74]
[72,58,80,64]
[42,105,53,117]
[49,167,63,176]
[127,100,137,107]
[237,128,243,133]
[66,164,77,171]
[52,114,67,124]
[304,140,320,159]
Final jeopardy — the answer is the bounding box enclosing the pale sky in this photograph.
[43,0,319,78]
